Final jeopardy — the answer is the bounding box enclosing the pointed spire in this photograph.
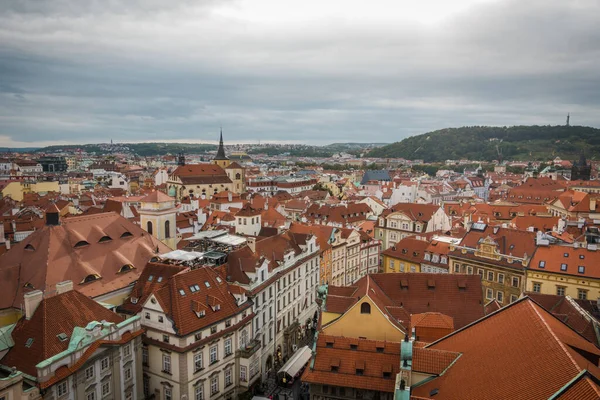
[214,127,229,161]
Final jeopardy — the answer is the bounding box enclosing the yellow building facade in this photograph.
[322,295,403,341]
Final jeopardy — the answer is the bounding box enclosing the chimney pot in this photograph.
[24,290,43,320]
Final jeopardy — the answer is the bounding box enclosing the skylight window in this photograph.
[179,289,185,296]
[25,338,34,348]
[57,333,69,342]
[148,275,154,282]
[216,277,223,283]
[561,264,568,271]
[157,277,163,283]
[190,284,200,293]
[205,281,211,288]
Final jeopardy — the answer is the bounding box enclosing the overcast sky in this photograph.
[1,0,599,147]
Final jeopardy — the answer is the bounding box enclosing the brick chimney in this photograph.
[56,280,73,294]
[24,290,43,320]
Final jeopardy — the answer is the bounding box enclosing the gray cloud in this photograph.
[0,0,599,146]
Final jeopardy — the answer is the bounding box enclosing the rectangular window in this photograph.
[533,282,541,293]
[125,367,132,381]
[210,345,218,364]
[86,392,96,400]
[510,294,518,303]
[556,286,566,296]
[561,263,568,271]
[142,347,149,365]
[538,260,545,268]
[498,274,504,284]
[578,266,585,274]
[123,344,131,357]
[57,381,68,397]
[578,289,588,300]
[487,271,494,281]
[240,366,247,382]
[486,288,493,300]
[454,264,460,273]
[163,335,170,343]
[511,277,520,288]
[195,332,202,341]
[195,385,204,400]
[225,368,232,387]
[102,382,110,397]
[85,365,94,380]
[466,266,473,275]
[165,387,172,400]
[496,291,504,303]
[478,268,484,277]
[194,353,203,372]
[101,356,109,371]
[211,376,219,395]
[225,338,232,356]
[163,354,171,373]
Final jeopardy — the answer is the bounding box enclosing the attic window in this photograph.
[25,338,34,348]
[376,346,384,353]
[400,279,409,289]
[24,244,35,252]
[350,344,358,350]
[564,253,569,258]
[561,264,568,271]
[326,341,334,348]
[23,282,34,289]
[99,236,112,243]
[82,274,100,284]
[204,281,211,288]
[179,289,185,296]
[157,276,163,283]
[427,279,436,289]
[74,240,89,248]
[580,255,585,259]
[578,266,585,274]
[538,261,545,268]
[198,310,205,318]
[148,275,154,282]
[119,264,134,274]
[190,284,200,293]
[120,231,133,238]
[457,281,467,291]
[57,333,69,342]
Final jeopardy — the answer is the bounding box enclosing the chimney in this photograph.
[24,290,43,320]
[56,280,73,294]
[591,197,597,212]
[228,191,232,202]
[247,236,256,253]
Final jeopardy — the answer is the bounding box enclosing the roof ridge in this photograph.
[527,300,582,374]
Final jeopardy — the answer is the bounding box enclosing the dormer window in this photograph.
[82,274,100,284]
[74,240,89,248]
[24,244,35,251]
[119,264,134,274]
[99,236,112,243]
[120,231,133,238]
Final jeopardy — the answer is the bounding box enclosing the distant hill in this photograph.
[35,143,217,156]
[367,125,600,162]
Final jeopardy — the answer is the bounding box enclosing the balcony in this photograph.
[238,339,261,358]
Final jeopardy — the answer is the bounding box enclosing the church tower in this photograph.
[212,129,231,169]
[138,191,177,250]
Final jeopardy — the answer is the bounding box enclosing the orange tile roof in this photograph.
[302,334,400,393]
[140,190,174,203]
[2,290,124,376]
[412,297,600,400]
[0,212,171,310]
[557,374,600,400]
[412,347,460,375]
[411,313,454,330]
[382,237,429,264]
[529,245,600,279]
[153,266,251,336]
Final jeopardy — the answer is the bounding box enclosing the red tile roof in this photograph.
[0,212,171,309]
[302,334,400,393]
[412,347,460,375]
[140,190,174,203]
[2,290,124,376]
[529,245,600,279]
[152,266,251,336]
[412,297,600,400]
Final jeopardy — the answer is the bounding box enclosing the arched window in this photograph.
[360,302,371,314]
[147,221,153,235]
[165,220,170,238]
